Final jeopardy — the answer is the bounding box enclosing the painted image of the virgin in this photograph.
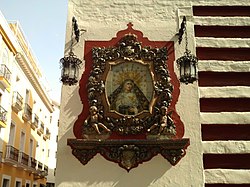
[108,79,149,115]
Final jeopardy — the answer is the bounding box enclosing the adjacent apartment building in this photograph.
[0,11,59,187]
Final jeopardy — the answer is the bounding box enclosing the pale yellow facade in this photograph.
[0,11,59,187]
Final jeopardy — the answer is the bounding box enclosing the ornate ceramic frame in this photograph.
[68,23,189,171]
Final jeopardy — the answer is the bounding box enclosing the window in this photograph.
[2,177,10,187]
[8,122,15,146]
[29,139,33,157]
[46,183,55,187]
[19,131,25,152]
[25,90,30,104]
[15,181,21,187]
[25,181,30,187]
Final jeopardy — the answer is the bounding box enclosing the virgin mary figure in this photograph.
[108,79,149,115]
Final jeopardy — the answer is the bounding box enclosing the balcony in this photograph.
[29,157,37,170]
[12,91,23,113]
[31,114,39,130]
[18,152,29,168]
[0,64,11,92]
[42,165,48,176]
[4,145,19,165]
[0,151,2,162]
[26,156,38,173]
[25,156,37,173]
[37,122,44,136]
[33,160,48,180]
[22,103,32,122]
[43,128,51,140]
[37,161,48,177]
[37,161,43,172]
[0,106,7,128]
[4,145,47,176]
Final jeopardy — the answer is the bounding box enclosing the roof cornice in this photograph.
[0,25,17,54]
[16,52,54,112]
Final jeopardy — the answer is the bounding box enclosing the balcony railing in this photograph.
[37,122,44,135]
[43,165,48,176]
[22,103,32,122]
[19,152,29,166]
[37,161,43,171]
[0,106,7,127]
[31,113,39,129]
[44,128,51,140]
[40,122,44,133]
[12,91,23,112]
[4,145,48,176]
[5,145,19,163]
[0,151,2,162]
[46,128,50,135]
[0,64,11,85]
[30,157,37,169]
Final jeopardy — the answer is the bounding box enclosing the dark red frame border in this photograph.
[72,23,184,139]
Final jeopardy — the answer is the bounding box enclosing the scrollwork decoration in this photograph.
[84,34,176,136]
[69,24,190,171]
[68,139,189,172]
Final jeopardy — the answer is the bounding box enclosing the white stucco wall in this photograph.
[56,0,249,186]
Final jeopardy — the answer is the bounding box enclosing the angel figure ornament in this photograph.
[84,106,110,134]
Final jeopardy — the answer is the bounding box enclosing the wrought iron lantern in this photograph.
[176,16,198,84]
[177,49,198,84]
[60,52,82,85]
[60,17,83,85]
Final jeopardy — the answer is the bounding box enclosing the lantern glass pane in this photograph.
[184,59,191,76]
[63,65,69,77]
[75,65,79,79]
[180,60,185,78]
[69,63,76,79]
[190,62,196,78]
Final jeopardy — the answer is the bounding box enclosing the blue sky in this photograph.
[0,0,68,103]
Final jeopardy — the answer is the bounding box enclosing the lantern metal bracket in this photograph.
[72,17,86,42]
[59,16,86,85]
[176,16,198,84]
[176,16,186,45]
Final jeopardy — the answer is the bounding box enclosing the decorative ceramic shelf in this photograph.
[68,138,189,171]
